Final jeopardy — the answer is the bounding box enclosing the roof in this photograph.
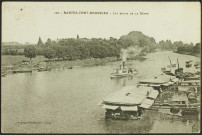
[139,75,176,84]
[177,86,189,91]
[102,104,119,110]
[181,80,200,83]
[172,78,179,82]
[147,90,159,99]
[121,106,138,111]
[171,94,188,102]
[139,99,154,109]
[103,86,153,105]
[101,104,138,111]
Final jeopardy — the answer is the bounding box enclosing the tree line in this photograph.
[17,31,159,61]
[158,40,201,56]
[2,31,200,61]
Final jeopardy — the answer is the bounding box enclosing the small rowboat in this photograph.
[37,68,48,72]
[1,72,6,77]
[13,69,32,73]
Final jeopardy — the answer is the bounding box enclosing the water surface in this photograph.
[1,51,200,133]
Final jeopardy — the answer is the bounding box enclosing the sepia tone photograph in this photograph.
[1,1,201,133]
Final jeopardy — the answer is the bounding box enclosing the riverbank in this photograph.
[1,55,119,73]
[1,54,149,76]
[174,51,200,58]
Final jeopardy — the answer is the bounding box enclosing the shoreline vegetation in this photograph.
[1,54,146,74]
[1,49,200,75]
[2,31,200,74]
[174,51,200,58]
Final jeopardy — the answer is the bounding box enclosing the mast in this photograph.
[177,58,179,69]
[168,56,172,65]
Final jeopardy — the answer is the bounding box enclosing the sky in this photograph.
[2,2,201,44]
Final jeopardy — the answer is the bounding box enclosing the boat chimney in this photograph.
[123,61,125,69]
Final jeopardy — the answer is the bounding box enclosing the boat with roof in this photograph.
[138,74,179,92]
[110,61,138,79]
[98,85,159,120]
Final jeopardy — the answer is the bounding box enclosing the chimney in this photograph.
[123,61,125,69]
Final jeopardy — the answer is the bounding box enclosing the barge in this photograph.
[137,75,179,92]
[98,86,159,120]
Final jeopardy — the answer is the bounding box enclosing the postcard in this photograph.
[1,2,201,133]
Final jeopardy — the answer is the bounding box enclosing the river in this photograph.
[1,51,200,133]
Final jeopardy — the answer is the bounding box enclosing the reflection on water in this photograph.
[1,51,200,133]
[100,110,157,133]
[112,76,134,87]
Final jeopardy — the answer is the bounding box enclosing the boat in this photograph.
[67,66,73,69]
[138,74,179,92]
[151,86,200,117]
[98,85,159,120]
[152,99,200,117]
[184,75,200,81]
[163,70,175,76]
[1,72,6,77]
[161,57,177,75]
[195,65,200,69]
[13,69,32,73]
[176,71,200,80]
[194,62,200,69]
[172,59,199,80]
[155,101,200,117]
[110,61,138,79]
[37,67,48,72]
[175,80,200,87]
[186,60,192,68]
[167,56,177,68]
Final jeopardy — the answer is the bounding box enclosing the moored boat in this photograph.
[151,85,200,117]
[13,69,32,73]
[1,72,6,77]
[67,66,73,69]
[37,67,48,72]
[98,85,159,120]
[138,74,179,92]
[186,60,192,68]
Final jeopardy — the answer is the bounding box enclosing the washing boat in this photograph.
[98,85,159,120]
[176,80,200,86]
[110,61,138,79]
[152,88,200,116]
[138,74,179,92]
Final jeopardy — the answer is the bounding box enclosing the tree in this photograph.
[65,46,78,60]
[37,37,44,46]
[90,45,107,58]
[194,43,201,54]
[43,47,56,61]
[45,38,56,47]
[55,45,67,60]
[76,45,90,59]
[173,41,183,50]
[24,45,37,62]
